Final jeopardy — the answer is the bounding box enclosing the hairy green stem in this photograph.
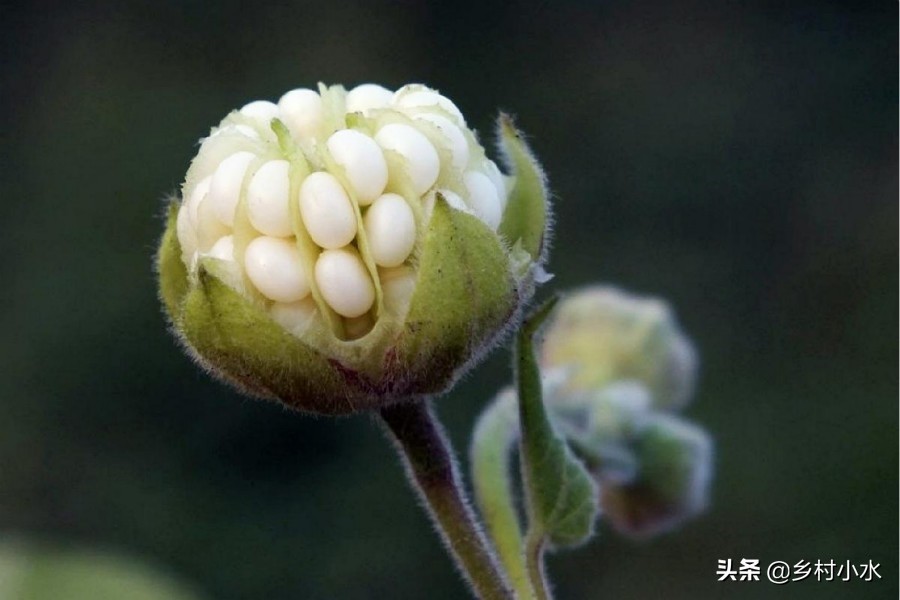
[380,400,514,600]
[524,530,552,600]
[471,395,537,599]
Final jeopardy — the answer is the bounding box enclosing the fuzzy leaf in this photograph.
[516,298,598,548]
[497,114,548,262]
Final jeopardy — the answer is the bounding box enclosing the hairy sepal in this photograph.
[496,114,549,264]
[157,194,523,415]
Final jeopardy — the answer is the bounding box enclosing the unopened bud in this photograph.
[542,286,698,410]
[157,82,551,415]
[598,412,713,538]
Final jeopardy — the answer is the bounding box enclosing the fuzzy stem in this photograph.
[524,530,553,600]
[380,400,514,600]
[471,395,537,599]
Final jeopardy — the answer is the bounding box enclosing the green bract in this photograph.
[157,83,549,415]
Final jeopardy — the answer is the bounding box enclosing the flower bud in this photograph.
[474,377,713,544]
[541,286,697,410]
[546,381,711,537]
[595,408,713,538]
[157,83,550,415]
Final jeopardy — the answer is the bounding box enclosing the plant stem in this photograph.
[471,395,538,599]
[524,530,552,600]
[380,399,514,600]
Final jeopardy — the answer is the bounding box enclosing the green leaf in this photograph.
[497,114,548,262]
[516,297,598,548]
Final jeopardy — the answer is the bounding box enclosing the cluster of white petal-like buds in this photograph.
[175,83,508,339]
[158,82,550,415]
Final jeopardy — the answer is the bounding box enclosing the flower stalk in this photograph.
[470,393,536,598]
[524,530,551,600]
[380,400,514,600]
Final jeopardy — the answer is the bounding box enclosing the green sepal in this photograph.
[516,298,598,548]
[179,261,357,411]
[497,114,549,263]
[156,199,189,320]
[156,192,523,415]
[396,196,519,384]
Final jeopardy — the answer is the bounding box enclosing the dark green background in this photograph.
[2,1,896,598]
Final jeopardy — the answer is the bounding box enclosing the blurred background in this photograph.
[1,1,895,598]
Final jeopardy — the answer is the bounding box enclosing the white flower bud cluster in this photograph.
[176,84,509,340]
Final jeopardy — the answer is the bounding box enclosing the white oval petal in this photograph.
[483,159,508,212]
[346,84,393,115]
[186,176,212,226]
[375,123,440,195]
[196,189,231,250]
[378,265,416,315]
[209,151,256,226]
[247,159,293,237]
[364,193,416,267]
[394,87,465,124]
[244,236,310,303]
[298,172,358,249]
[415,113,469,171]
[240,100,279,123]
[435,188,473,216]
[176,205,199,260]
[326,129,388,205]
[211,124,260,140]
[270,296,318,336]
[464,171,502,230]
[208,235,235,261]
[315,248,375,318]
[278,88,323,140]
